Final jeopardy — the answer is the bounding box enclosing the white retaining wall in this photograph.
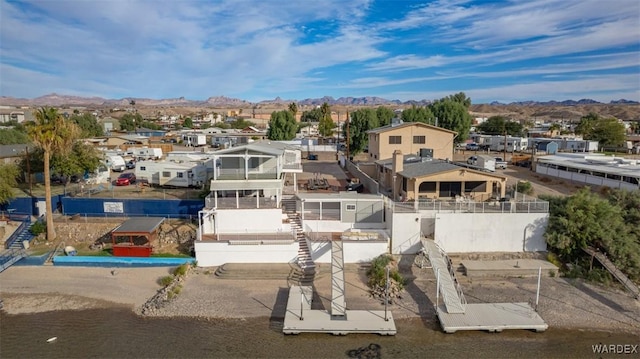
[215,208,284,233]
[389,211,548,254]
[195,241,299,267]
[433,212,548,253]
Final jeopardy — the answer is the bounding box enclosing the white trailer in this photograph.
[105,155,126,172]
[135,160,208,188]
[130,147,163,160]
[467,155,496,172]
[184,134,207,147]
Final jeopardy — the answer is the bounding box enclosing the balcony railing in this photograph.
[389,198,549,214]
[215,168,278,180]
[205,195,279,209]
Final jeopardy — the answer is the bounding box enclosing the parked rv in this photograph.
[105,155,126,172]
[130,147,163,161]
[184,134,207,147]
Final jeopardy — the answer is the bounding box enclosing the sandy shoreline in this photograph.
[1,262,639,334]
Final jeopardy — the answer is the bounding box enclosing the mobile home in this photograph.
[135,160,209,188]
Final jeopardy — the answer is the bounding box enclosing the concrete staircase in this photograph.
[214,263,321,285]
[282,197,315,274]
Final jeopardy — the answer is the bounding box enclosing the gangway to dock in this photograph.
[421,239,548,333]
[583,246,639,300]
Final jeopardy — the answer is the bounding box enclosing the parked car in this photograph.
[116,172,136,186]
[494,157,508,169]
[466,143,480,151]
[126,160,136,169]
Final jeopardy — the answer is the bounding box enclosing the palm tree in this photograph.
[27,107,81,241]
[288,102,298,119]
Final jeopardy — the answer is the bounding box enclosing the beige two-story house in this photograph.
[367,122,456,162]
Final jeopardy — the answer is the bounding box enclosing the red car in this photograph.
[116,172,136,186]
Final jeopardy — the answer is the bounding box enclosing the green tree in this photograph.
[544,188,640,281]
[0,163,19,205]
[590,118,626,147]
[446,92,472,108]
[300,107,323,124]
[69,113,103,137]
[318,102,335,137]
[266,110,297,140]
[288,102,298,119]
[476,116,524,136]
[183,117,194,129]
[0,128,30,144]
[376,106,395,127]
[574,112,599,138]
[51,142,102,187]
[428,94,473,142]
[343,108,378,155]
[119,113,143,131]
[228,118,256,129]
[401,105,434,124]
[27,107,81,241]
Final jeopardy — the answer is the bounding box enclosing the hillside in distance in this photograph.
[0,93,638,121]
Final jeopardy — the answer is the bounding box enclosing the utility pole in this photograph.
[346,111,350,161]
[26,146,32,196]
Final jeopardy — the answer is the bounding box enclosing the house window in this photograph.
[413,136,426,144]
[162,171,170,178]
[346,204,356,211]
[389,136,402,144]
[140,166,146,171]
[177,172,184,178]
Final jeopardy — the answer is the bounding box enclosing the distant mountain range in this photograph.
[0,93,637,108]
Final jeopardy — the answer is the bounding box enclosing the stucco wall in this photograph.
[215,208,284,233]
[389,212,423,254]
[433,212,548,253]
[195,241,298,266]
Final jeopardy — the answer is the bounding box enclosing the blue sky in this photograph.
[1,0,639,103]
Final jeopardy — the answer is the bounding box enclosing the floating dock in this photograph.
[436,302,548,333]
[282,240,396,336]
[422,239,548,334]
[282,286,396,335]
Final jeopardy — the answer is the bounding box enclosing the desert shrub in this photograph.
[159,275,174,286]
[173,263,189,277]
[367,254,406,294]
[29,220,46,236]
[516,181,534,195]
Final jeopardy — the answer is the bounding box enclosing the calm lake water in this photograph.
[1,308,637,359]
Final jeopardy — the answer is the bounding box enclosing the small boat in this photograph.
[64,246,77,256]
[47,337,57,343]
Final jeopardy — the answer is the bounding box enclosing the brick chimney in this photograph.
[392,150,403,200]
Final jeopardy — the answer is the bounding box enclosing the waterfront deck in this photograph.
[436,302,548,333]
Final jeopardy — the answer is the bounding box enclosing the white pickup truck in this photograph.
[494,157,508,170]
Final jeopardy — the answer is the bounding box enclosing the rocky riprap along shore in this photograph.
[137,265,193,316]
